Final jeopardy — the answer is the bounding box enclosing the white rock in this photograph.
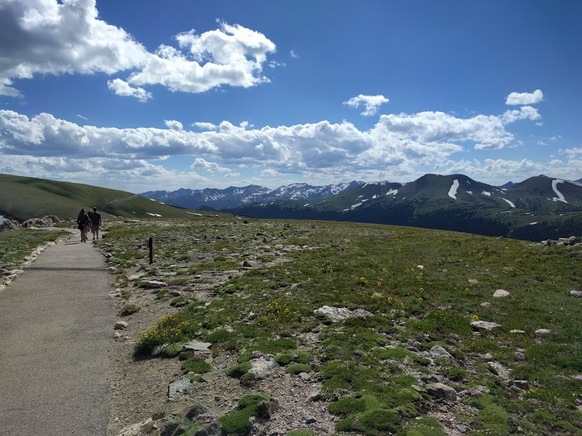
[570,290,582,298]
[493,289,510,298]
[141,280,167,289]
[314,305,372,322]
[250,357,278,379]
[471,320,501,331]
[183,340,212,352]
[535,329,551,336]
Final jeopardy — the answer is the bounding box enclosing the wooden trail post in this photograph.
[148,236,153,265]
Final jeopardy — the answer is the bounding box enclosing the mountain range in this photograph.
[143,174,582,241]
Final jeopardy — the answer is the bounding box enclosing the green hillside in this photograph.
[0,173,198,221]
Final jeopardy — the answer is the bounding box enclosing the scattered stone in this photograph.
[159,419,189,436]
[168,377,196,399]
[313,305,372,322]
[493,289,510,298]
[127,273,144,281]
[114,321,129,330]
[458,389,481,397]
[535,329,551,337]
[468,278,479,285]
[513,380,529,390]
[304,414,317,424]
[570,290,582,298]
[242,260,253,268]
[183,340,212,352]
[488,361,511,380]
[480,302,492,308]
[141,280,167,289]
[426,382,457,401]
[250,356,278,380]
[430,345,453,359]
[471,320,501,331]
[244,311,258,322]
[510,329,525,334]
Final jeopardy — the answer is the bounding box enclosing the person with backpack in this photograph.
[76,208,90,242]
[90,207,102,241]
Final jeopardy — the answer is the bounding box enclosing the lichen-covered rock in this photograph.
[426,382,457,401]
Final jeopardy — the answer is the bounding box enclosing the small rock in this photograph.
[480,302,492,308]
[142,280,167,289]
[493,289,510,298]
[250,356,278,379]
[242,261,253,268]
[535,329,551,337]
[304,414,317,424]
[471,320,501,331]
[510,329,525,334]
[128,273,144,281]
[183,340,212,352]
[426,382,457,401]
[430,345,453,359]
[513,380,529,390]
[314,305,372,322]
[570,290,582,298]
[168,377,195,399]
[114,321,129,330]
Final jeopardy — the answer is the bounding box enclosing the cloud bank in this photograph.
[0,0,276,98]
[1,93,571,192]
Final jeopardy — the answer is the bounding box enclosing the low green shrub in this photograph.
[182,358,212,374]
[285,363,311,374]
[220,392,270,434]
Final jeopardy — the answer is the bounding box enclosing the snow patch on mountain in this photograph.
[551,179,567,203]
[503,198,516,208]
[448,179,460,200]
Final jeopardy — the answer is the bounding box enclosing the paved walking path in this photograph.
[0,233,114,435]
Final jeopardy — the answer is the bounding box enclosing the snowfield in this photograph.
[448,179,460,200]
[552,179,567,203]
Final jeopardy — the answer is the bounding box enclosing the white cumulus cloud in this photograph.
[344,94,389,116]
[0,0,276,99]
[505,89,544,106]
[107,79,152,102]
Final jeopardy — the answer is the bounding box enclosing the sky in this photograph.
[1,0,582,193]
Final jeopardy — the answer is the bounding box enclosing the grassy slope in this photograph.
[0,173,198,221]
[99,217,581,434]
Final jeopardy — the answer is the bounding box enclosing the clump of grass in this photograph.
[219,392,270,434]
[181,358,212,374]
[0,228,67,267]
[119,303,140,316]
[134,313,199,355]
[206,329,234,344]
[286,363,311,374]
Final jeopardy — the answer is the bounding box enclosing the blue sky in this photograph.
[1,0,581,193]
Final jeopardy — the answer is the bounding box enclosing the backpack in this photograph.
[90,212,101,225]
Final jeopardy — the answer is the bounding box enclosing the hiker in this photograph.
[90,207,102,241]
[76,208,90,242]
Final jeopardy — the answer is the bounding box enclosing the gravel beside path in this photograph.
[0,234,114,435]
